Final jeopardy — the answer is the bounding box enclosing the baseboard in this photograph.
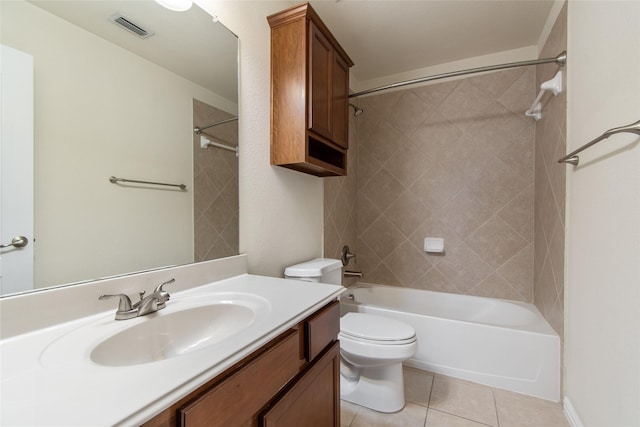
[564,397,584,427]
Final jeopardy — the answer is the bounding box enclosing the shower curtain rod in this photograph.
[349,51,567,98]
[194,116,238,134]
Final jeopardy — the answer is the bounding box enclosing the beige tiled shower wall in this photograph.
[534,4,567,337]
[324,11,567,310]
[353,67,537,302]
[193,99,239,262]
[324,112,359,286]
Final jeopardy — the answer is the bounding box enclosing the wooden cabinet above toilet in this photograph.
[268,2,354,177]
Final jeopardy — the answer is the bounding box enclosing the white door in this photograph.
[0,44,34,295]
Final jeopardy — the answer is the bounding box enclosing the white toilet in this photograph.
[284,258,418,413]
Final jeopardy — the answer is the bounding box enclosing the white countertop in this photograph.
[0,274,344,426]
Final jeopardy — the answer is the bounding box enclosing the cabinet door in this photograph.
[261,341,340,427]
[331,53,349,149]
[308,21,332,140]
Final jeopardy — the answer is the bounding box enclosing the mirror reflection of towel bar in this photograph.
[109,176,187,191]
[193,116,238,134]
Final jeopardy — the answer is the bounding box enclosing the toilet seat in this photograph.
[340,313,416,344]
[339,332,416,346]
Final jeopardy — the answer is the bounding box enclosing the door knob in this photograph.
[0,236,29,249]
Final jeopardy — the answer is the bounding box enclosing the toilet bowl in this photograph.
[284,258,419,413]
[339,312,417,413]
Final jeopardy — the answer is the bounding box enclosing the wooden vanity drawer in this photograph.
[305,300,340,361]
[179,328,304,427]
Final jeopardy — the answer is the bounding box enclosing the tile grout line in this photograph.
[428,407,496,427]
[423,374,435,426]
[343,400,359,427]
[428,374,501,427]
[492,389,501,427]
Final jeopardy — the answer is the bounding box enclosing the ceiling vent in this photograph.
[109,13,154,39]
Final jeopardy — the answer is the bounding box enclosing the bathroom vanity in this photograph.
[144,301,340,426]
[0,255,344,426]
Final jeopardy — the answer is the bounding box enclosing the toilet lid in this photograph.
[340,313,415,342]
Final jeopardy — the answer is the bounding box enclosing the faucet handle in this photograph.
[99,293,133,312]
[154,278,175,293]
[153,279,174,310]
[341,245,356,266]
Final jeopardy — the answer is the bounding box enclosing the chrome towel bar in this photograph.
[193,117,238,134]
[109,176,186,191]
[558,119,640,166]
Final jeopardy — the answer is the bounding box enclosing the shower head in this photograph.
[349,103,364,117]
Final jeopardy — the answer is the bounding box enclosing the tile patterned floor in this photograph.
[341,367,570,427]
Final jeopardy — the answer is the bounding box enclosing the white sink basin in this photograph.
[91,303,256,367]
[39,292,271,368]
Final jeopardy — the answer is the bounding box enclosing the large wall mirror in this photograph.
[0,0,239,297]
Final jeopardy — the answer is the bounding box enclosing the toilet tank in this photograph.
[284,258,343,285]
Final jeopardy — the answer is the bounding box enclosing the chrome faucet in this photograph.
[341,246,364,279]
[99,279,175,320]
[343,270,364,279]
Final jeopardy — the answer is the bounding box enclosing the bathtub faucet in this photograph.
[344,270,364,279]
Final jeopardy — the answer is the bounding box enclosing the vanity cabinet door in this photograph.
[261,341,340,427]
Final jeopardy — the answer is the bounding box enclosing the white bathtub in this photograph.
[340,283,560,401]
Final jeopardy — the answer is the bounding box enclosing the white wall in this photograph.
[2,1,225,287]
[565,2,640,426]
[199,1,324,278]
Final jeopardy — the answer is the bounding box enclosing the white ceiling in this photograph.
[29,0,238,103]
[26,0,555,103]
[309,0,555,84]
